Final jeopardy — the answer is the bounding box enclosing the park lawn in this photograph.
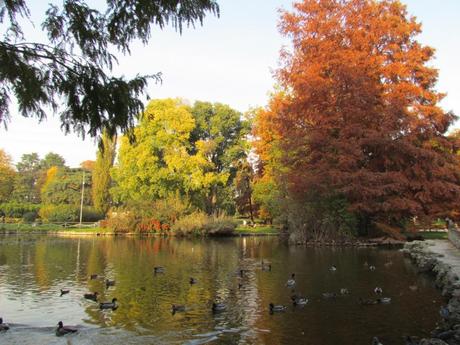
[235,225,279,235]
[0,223,106,233]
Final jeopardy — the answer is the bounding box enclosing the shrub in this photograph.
[0,202,41,218]
[135,217,170,233]
[39,204,79,222]
[171,211,208,236]
[172,212,236,237]
[81,207,105,222]
[204,215,237,236]
[38,205,103,223]
[101,211,139,233]
[126,194,190,225]
[22,211,38,222]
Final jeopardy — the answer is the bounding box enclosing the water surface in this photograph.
[0,235,444,344]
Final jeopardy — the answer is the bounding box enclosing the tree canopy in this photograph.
[0,0,219,138]
[111,98,250,215]
[255,0,460,237]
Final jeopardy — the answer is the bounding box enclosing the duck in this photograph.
[377,297,391,304]
[100,298,118,310]
[291,295,308,306]
[189,277,198,285]
[55,321,77,336]
[105,279,116,288]
[369,265,376,271]
[89,274,98,280]
[440,306,450,319]
[269,303,287,313]
[359,297,378,305]
[154,266,165,274]
[371,336,383,345]
[340,288,350,295]
[0,317,9,331]
[262,263,272,271]
[374,287,383,295]
[60,289,70,296]
[83,291,99,301]
[322,292,337,299]
[286,273,296,287]
[171,304,186,313]
[212,302,227,312]
[329,265,337,272]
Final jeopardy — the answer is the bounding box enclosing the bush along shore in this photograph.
[0,221,279,237]
[402,241,460,345]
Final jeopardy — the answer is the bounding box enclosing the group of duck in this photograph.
[0,271,124,336]
[0,262,392,339]
[267,263,392,314]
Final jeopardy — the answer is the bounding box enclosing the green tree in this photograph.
[92,130,117,214]
[0,149,16,202]
[111,99,199,202]
[0,1,219,138]
[189,101,249,214]
[40,152,66,170]
[41,168,92,205]
[12,153,42,203]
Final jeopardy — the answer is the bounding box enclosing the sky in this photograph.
[1,0,459,168]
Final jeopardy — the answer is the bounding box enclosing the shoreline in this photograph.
[0,229,280,237]
[402,240,460,344]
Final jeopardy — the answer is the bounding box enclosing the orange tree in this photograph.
[256,0,460,236]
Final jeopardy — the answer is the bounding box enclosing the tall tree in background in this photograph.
[92,131,117,214]
[258,0,460,237]
[0,0,219,138]
[41,168,92,205]
[40,153,66,170]
[111,99,200,202]
[190,102,249,214]
[12,153,42,203]
[111,99,249,215]
[0,149,16,202]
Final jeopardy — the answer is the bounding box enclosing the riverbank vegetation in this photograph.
[1,0,460,241]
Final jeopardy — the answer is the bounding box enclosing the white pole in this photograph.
[79,170,85,226]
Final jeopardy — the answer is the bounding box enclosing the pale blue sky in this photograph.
[1,0,459,167]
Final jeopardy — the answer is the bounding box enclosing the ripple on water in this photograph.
[0,236,445,345]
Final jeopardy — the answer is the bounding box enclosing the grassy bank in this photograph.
[0,223,106,233]
[235,225,279,235]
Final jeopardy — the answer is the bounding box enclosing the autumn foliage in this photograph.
[255,0,460,236]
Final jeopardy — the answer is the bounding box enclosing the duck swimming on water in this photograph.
[84,292,99,301]
[212,302,227,312]
[172,304,186,313]
[100,298,118,310]
[269,303,287,313]
[154,266,165,274]
[55,321,77,336]
[106,279,115,288]
[291,295,308,306]
[374,287,383,295]
[286,273,296,287]
[0,317,9,331]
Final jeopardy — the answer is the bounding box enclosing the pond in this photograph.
[0,235,444,345]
